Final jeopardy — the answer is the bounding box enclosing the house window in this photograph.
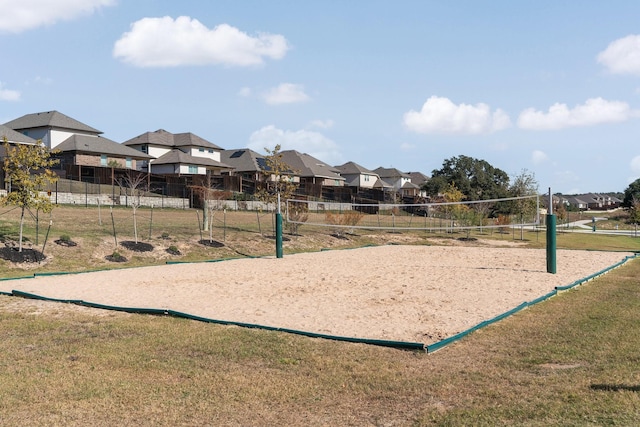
[126,157,132,168]
[208,149,213,153]
[188,165,198,174]
[100,154,107,166]
[140,144,148,154]
[199,148,205,152]
[364,175,370,182]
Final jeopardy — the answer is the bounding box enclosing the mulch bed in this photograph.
[105,254,128,263]
[199,239,225,248]
[0,247,44,263]
[120,241,154,252]
[55,239,78,247]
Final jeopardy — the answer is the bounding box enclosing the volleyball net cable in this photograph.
[285,194,541,232]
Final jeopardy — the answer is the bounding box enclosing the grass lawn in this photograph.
[0,205,639,425]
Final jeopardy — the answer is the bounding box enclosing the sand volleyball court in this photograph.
[0,245,633,344]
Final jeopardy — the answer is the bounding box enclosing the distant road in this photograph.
[555,218,639,238]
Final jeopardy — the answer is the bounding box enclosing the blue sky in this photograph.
[2,0,640,194]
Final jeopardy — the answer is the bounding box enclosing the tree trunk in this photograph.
[133,207,138,244]
[18,207,25,252]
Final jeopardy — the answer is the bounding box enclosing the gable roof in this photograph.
[373,178,394,189]
[374,167,410,179]
[334,161,376,175]
[220,148,266,172]
[4,110,102,134]
[280,150,344,180]
[407,171,429,186]
[123,129,222,150]
[401,181,420,189]
[0,124,37,144]
[56,134,152,159]
[152,149,231,168]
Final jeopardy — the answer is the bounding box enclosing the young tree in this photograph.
[191,174,231,243]
[508,169,539,240]
[1,139,59,252]
[117,171,147,244]
[255,145,306,233]
[255,145,297,209]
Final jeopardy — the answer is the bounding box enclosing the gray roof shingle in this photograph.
[123,129,222,150]
[56,134,153,159]
[4,110,102,134]
[152,149,231,169]
[0,124,37,144]
[280,150,344,180]
[334,161,375,175]
[220,149,266,172]
[373,167,410,179]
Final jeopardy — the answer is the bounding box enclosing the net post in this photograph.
[546,188,556,274]
[276,193,283,258]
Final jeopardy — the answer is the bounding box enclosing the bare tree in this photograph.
[117,171,147,244]
[192,174,231,243]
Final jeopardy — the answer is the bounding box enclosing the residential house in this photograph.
[220,148,267,182]
[280,150,345,187]
[221,148,265,194]
[407,171,430,198]
[0,124,38,188]
[4,110,102,149]
[123,129,231,176]
[563,193,622,210]
[54,134,152,183]
[334,161,383,189]
[374,167,420,198]
[4,111,152,184]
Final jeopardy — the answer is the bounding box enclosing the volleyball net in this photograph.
[285,195,541,233]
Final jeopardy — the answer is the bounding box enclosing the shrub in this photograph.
[325,210,364,237]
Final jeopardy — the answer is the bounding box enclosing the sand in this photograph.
[0,245,633,344]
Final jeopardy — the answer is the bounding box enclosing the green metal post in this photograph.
[276,193,283,258]
[546,214,556,274]
[546,188,556,274]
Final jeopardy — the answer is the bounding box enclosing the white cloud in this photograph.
[262,83,310,105]
[248,125,342,165]
[309,119,334,129]
[531,150,549,165]
[597,34,640,76]
[0,0,115,33]
[0,82,20,101]
[517,97,638,130]
[403,96,511,135]
[238,87,252,97]
[113,16,289,67]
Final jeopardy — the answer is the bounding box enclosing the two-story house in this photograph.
[123,129,231,176]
